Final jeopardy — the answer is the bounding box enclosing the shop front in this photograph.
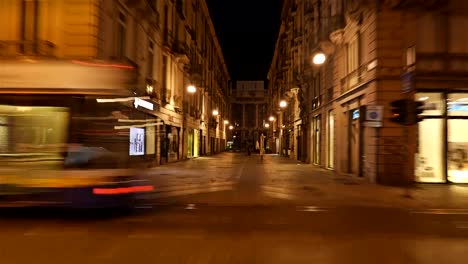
[186,128,200,158]
[415,91,468,183]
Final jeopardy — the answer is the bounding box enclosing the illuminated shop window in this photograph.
[415,119,445,183]
[448,93,468,116]
[448,119,468,183]
[415,93,444,116]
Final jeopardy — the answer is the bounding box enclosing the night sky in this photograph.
[206,0,283,81]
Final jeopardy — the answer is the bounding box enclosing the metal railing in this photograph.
[0,40,56,57]
[340,65,367,94]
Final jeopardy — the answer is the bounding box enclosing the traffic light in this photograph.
[390,99,408,124]
[389,99,425,125]
[406,100,425,125]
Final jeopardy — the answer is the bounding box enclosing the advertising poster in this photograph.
[130,127,145,156]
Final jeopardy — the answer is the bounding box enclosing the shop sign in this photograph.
[134,98,154,111]
[352,109,360,120]
[364,105,383,127]
[366,105,383,121]
[130,127,145,156]
[401,72,414,93]
[365,121,383,127]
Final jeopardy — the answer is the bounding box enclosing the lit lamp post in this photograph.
[223,120,229,151]
[209,109,218,154]
[187,84,196,94]
[279,100,288,156]
[312,52,327,65]
[279,100,287,108]
[182,84,197,159]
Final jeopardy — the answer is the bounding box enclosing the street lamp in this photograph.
[312,52,326,65]
[264,123,270,128]
[269,116,275,122]
[187,85,196,94]
[229,125,234,130]
[212,109,219,116]
[279,100,287,108]
[224,120,229,125]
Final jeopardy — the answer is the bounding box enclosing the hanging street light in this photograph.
[187,85,196,93]
[279,100,287,108]
[312,52,326,65]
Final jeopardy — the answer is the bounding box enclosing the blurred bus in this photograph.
[0,59,154,208]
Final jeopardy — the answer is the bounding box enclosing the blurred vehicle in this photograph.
[0,59,154,209]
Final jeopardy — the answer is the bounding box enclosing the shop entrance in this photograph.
[415,92,468,183]
[348,109,362,176]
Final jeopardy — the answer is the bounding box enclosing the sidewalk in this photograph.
[143,153,240,197]
[262,154,468,209]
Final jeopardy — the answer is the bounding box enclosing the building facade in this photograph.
[230,81,268,152]
[268,0,468,184]
[0,0,230,165]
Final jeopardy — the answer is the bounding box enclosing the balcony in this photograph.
[173,40,190,64]
[340,65,368,94]
[0,40,56,57]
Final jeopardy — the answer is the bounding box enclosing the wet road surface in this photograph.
[1,153,468,263]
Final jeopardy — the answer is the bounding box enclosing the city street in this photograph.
[1,153,468,263]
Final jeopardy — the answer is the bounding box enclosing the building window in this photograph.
[448,119,468,183]
[313,115,321,165]
[448,93,468,117]
[346,33,360,74]
[148,0,157,11]
[447,93,468,183]
[163,4,169,42]
[415,119,445,183]
[406,46,416,67]
[20,0,40,54]
[147,40,154,79]
[116,11,127,58]
[162,55,168,103]
[416,92,444,116]
[327,110,334,169]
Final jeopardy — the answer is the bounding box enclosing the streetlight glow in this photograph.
[212,109,219,116]
[187,85,196,93]
[269,116,275,122]
[264,123,270,128]
[224,120,229,124]
[229,125,234,130]
[312,52,326,65]
[279,100,287,108]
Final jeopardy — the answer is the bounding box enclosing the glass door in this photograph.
[327,110,334,169]
[448,119,468,183]
[447,93,468,183]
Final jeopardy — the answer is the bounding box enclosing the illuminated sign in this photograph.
[352,109,360,120]
[134,98,154,110]
[130,127,145,156]
[448,104,468,112]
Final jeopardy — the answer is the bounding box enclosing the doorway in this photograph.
[348,109,362,176]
